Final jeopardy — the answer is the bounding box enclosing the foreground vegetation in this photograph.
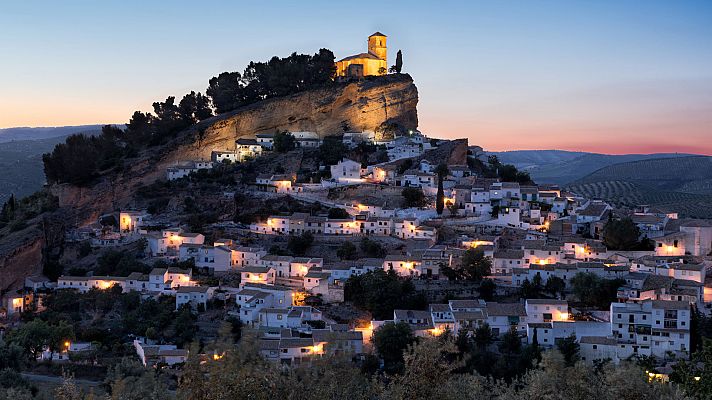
[12,332,692,400]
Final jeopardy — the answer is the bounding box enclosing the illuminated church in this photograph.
[335,32,387,78]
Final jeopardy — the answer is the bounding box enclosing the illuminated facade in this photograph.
[335,32,387,78]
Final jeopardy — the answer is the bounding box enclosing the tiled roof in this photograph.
[485,302,527,316]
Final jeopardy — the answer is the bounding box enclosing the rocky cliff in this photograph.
[0,213,66,294]
[183,73,419,160]
[2,74,419,294]
[50,74,419,227]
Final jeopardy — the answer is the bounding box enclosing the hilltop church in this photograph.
[335,32,387,78]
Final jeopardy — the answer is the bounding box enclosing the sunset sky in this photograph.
[1,0,711,154]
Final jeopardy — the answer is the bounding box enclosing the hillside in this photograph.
[574,156,712,193]
[567,156,712,218]
[490,150,698,184]
[0,74,419,294]
[47,73,418,225]
[491,150,588,169]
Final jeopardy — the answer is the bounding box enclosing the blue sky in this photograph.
[1,0,711,153]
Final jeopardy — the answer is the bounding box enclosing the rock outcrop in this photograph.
[50,74,419,226]
[178,73,419,161]
[0,213,66,293]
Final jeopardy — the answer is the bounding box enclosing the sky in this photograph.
[1,0,711,154]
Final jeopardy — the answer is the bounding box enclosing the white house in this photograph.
[484,302,528,336]
[146,229,205,256]
[383,255,422,277]
[166,160,213,180]
[610,300,690,360]
[524,299,569,323]
[260,255,294,278]
[118,210,149,233]
[679,220,712,256]
[254,133,275,149]
[235,138,264,161]
[187,245,235,272]
[211,150,240,163]
[492,249,524,275]
[330,159,364,183]
[240,266,276,286]
[234,246,267,267]
[304,271,332,292]
[175,286,213,310]
[255,174,298,193]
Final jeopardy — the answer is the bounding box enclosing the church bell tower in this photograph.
[368,32,387,63]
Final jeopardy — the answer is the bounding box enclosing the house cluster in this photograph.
[66,210,152,248]
[486,235,710,304]
[227,282,364,364]
[382,131,435,161]
[380,296,691,363]
[57,267,210,310]
[258,324,364,365]
[249,212,437,241]
[175,240,460,298]
[20,121,709,373]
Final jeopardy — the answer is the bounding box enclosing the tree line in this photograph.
[32,330,690,400]
[42,49,337,186]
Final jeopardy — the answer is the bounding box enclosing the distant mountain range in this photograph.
[0,125,109,143]
[0,125,107,204]
[490,150,699,185]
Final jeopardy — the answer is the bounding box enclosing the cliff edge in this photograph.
[49,74,419,227]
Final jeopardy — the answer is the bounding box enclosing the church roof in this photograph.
[369,32,387,37]
[337,52,382,62]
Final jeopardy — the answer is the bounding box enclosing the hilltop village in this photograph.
[0,33,710,398]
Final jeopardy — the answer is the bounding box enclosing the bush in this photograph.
[570,272,624,309]
[336,242,358,260]
[287,232,314,256]
[360,238,386,258]
[344,270,427,320]
[318,135,348,166]
[328,208,350,219]
[401,187,427,208]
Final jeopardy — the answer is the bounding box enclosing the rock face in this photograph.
[184,73,419,160]
[50,74,419,227]
[0,231,44,293]
[0,213,65,293]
